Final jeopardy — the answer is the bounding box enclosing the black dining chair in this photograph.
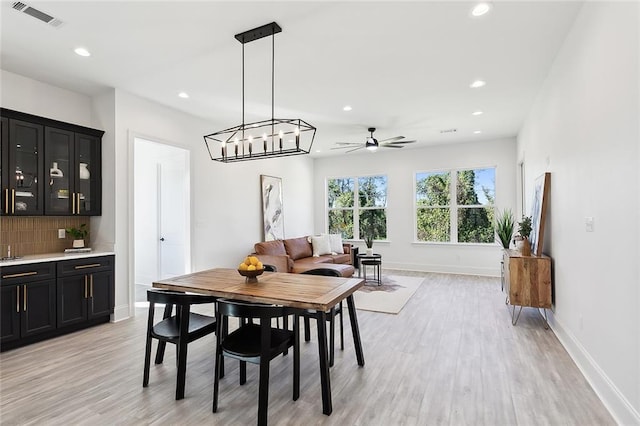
[300,268,344,367]
[262,264,277,272]
[212,299,300,426]
[143,289,218,400]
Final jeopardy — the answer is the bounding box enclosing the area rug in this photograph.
[353,275,424,314]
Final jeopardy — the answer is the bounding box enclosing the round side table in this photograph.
[357,253,382,285]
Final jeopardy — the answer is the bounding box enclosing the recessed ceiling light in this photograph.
[474,130,482,134]
[343,105,352,111]
[470,80,486,88]
[74,47,90,57]
[178,92,189,99]
[471,2,492,17]
[472,111,483,116]
[315,150,322,153]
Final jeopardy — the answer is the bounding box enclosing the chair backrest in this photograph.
[216,299,288,320]
[300,268,342,277]
[147,289,217,306]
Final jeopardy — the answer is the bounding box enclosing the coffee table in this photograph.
[357,253,382,285]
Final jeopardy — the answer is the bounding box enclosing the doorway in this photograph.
[133,138,190,303]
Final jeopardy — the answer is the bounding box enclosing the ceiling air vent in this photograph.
[11,1,64,28]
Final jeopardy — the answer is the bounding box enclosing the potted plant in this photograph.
[364,235,374,256]
[495,208,515,249]
[517,216,532,256]
[66,224,88,248]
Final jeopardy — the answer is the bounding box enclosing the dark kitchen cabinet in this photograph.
[0,262,57,345]
[0,118,44,215]
[0,255,114,351]
[0,108,103,217]
[44,127,101,216]
[57,256,114,328]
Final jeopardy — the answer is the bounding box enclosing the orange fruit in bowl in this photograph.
[239,263,248,271]
[256,261,263,270]
[247,264,256,271]
[249,256,259,266]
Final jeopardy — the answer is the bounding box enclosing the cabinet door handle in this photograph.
[4,189,8,214]
[76,193,81,214]
[11,189,15,214]
[23,285,27,311]
[84,275,88,298]
[16,287,20,313]
[90,274,94,298]
[75,263,101,270]
[72,192,76,215]
[2,271,37,279]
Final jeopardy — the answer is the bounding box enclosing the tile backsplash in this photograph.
[0,217,90,257]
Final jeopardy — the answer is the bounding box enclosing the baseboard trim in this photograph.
[549,311,640,425]
[383,261,500,277]
[112,304,131,322]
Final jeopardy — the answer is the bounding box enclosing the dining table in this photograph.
[152,268,365,415]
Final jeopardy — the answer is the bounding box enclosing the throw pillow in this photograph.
[327,233,344,254]
[310,235,332,257]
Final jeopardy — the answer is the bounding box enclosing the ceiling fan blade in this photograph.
[377,136,405,143]
[381,140,417,145]
[334,142,361,145]
[381,144,404,148]
[346,146,365,153]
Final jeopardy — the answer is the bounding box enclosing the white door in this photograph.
[158,161,188,279]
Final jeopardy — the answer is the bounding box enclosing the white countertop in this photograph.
[0,251,115,267]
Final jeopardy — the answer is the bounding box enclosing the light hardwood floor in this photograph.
[0,271,615,425]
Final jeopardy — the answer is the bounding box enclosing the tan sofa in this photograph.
[253,236,355,277]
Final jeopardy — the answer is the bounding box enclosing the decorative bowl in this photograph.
[238,268,264,283]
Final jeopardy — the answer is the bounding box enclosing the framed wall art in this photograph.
[529,172,550,256]
[260,175,284,241]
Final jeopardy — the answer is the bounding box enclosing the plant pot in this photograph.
[366,248,373,256]
[73,239,85,248]
[521,238,531,256]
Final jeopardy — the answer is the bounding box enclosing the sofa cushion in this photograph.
[327,234,344,254]
[255,240,287,256]
[329,253,351,264]
[284,237,313,260]
[253,254,292,273]
[293,256,332,266]
[310,235,332,257]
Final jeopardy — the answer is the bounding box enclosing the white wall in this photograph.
[314,138,517,276]
[517,3,640,424]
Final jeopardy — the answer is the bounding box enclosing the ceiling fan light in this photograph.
[366,137,378,151]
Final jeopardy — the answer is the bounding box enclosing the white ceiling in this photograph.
[0,1,582,157]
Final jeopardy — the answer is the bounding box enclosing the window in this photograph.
[416,168,495,243]
[328,175,387,240]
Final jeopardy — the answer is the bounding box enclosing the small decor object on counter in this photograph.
[238,256,264,283]
[66,224,88,249]
[517,216,532,256]
[50,162,63,177]
[79,163,90,180]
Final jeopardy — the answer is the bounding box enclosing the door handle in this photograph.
[160,237,165,241]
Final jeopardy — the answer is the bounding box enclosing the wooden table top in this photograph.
[152,268,365,311]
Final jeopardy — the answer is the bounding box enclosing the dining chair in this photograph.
[143,289,218,400]
[300,268,344,367]
[212,299,299,426]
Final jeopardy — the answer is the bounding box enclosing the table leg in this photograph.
[315,310,332,415]
[346,295,365,366]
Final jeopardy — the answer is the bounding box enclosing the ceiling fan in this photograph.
[331,127,416,153]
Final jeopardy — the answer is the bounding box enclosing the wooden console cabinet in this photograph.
[503,249,551,328]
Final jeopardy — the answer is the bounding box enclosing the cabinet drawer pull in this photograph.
[23,285,27,311]
[2,271,38,279]
[74,263,101,270]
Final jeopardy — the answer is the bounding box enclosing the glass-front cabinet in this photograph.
[44,128,101,216]
[0,108,103,217]
[1,119,44,215]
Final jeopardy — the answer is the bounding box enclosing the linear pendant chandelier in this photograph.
[204,22,316,163]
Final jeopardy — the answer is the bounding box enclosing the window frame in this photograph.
[414,166,496,245]
[326,174,388,242]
